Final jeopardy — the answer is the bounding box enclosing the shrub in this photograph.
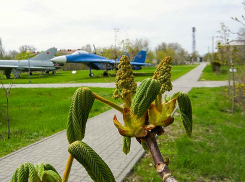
[235,68,245,111]
[211,61,221,72]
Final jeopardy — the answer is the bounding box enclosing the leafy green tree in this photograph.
[146,50,155,63]
[203,52,219,62]
[15,51,36,60]
[13,45,37,60]
[120,38,151,61]
[99,45,121,60]
[156,48,175,64]
[155,42,189,64]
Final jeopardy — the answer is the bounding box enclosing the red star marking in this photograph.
[138,54,142,58]
[55,63,59,66]
[47,52,49,54]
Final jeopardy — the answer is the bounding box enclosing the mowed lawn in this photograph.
[0,65,197,84]
[125,87,245,182]
[0,65,197,157]
[0,87,122,157]
[199,64,243,81]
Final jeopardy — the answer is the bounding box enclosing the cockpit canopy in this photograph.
[71,50,89,55]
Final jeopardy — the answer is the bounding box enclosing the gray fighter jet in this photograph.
[0,47,64,79]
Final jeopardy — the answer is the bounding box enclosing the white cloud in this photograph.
[0,0,244,55]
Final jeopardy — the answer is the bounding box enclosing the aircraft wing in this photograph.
[20,66,48,70]
[0,65,19,68]
[0,65,49,71]
[130,62,151,66]
[0,64,48,69]
[72,59,113,63]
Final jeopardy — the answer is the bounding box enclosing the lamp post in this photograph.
[26,49,31,83]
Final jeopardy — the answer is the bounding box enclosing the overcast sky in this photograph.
[0,0,244,55]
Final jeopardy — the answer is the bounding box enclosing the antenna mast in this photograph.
[192,27,196,54]
[192,27,196,60]
[114,28,119,49]
[114,28,119,59]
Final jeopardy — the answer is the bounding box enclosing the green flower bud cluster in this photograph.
[153,56,173,94]
[113,55,137,100]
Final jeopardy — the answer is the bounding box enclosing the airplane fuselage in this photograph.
[51,50,148,77]
[0,47,63,79]
[0,60,58,71]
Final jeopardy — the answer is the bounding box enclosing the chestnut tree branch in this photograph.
[145,132,178,182]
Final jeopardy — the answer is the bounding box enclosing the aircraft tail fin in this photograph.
[132,50,147,63]
[31,47,57,61]
[116,52,130,62]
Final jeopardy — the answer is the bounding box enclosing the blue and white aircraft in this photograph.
[51,50,148,76]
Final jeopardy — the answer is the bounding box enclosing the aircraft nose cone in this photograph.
[51,56,67,63]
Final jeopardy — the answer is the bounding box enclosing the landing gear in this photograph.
[52,70,56,74]
[40,71,44,77]
[46,71,50,74]
[29,72,33,75]
[6,74,10,79]
[12,69,22,79]
[88,63,93,77]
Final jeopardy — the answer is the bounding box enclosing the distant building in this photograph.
[229,40,245,46]
[229,40,245,64]
[56,49,81,55]
[152,59,158,64]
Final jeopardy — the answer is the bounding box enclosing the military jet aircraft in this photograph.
[51,49,149,77]
[0,47,64,79]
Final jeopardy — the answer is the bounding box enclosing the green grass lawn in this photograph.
[0,65,197,157]
[0,65,197,84]
[199,64,241,81]
[0,87,122,157]
[125,87,245,182]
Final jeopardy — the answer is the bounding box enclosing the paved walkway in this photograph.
[4,80,228,89]
[0,62,227,182]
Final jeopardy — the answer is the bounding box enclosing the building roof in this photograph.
[229,40,245,46]
[57,49,81,55]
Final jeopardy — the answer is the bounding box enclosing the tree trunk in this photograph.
[228,63,231,97]
[7,95,10,139]
[145,133,177,182]
[232,66,235,113]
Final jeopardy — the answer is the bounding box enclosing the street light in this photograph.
[26,49,31,83]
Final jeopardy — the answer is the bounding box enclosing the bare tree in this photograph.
[156,42,167,52]
[8,50,19,59]
[217,23,238,113]
[0,77,15,139]
[19,45,36,53]
[81,44,92,53]
[0,38,5,59]
[133,38,150,51]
